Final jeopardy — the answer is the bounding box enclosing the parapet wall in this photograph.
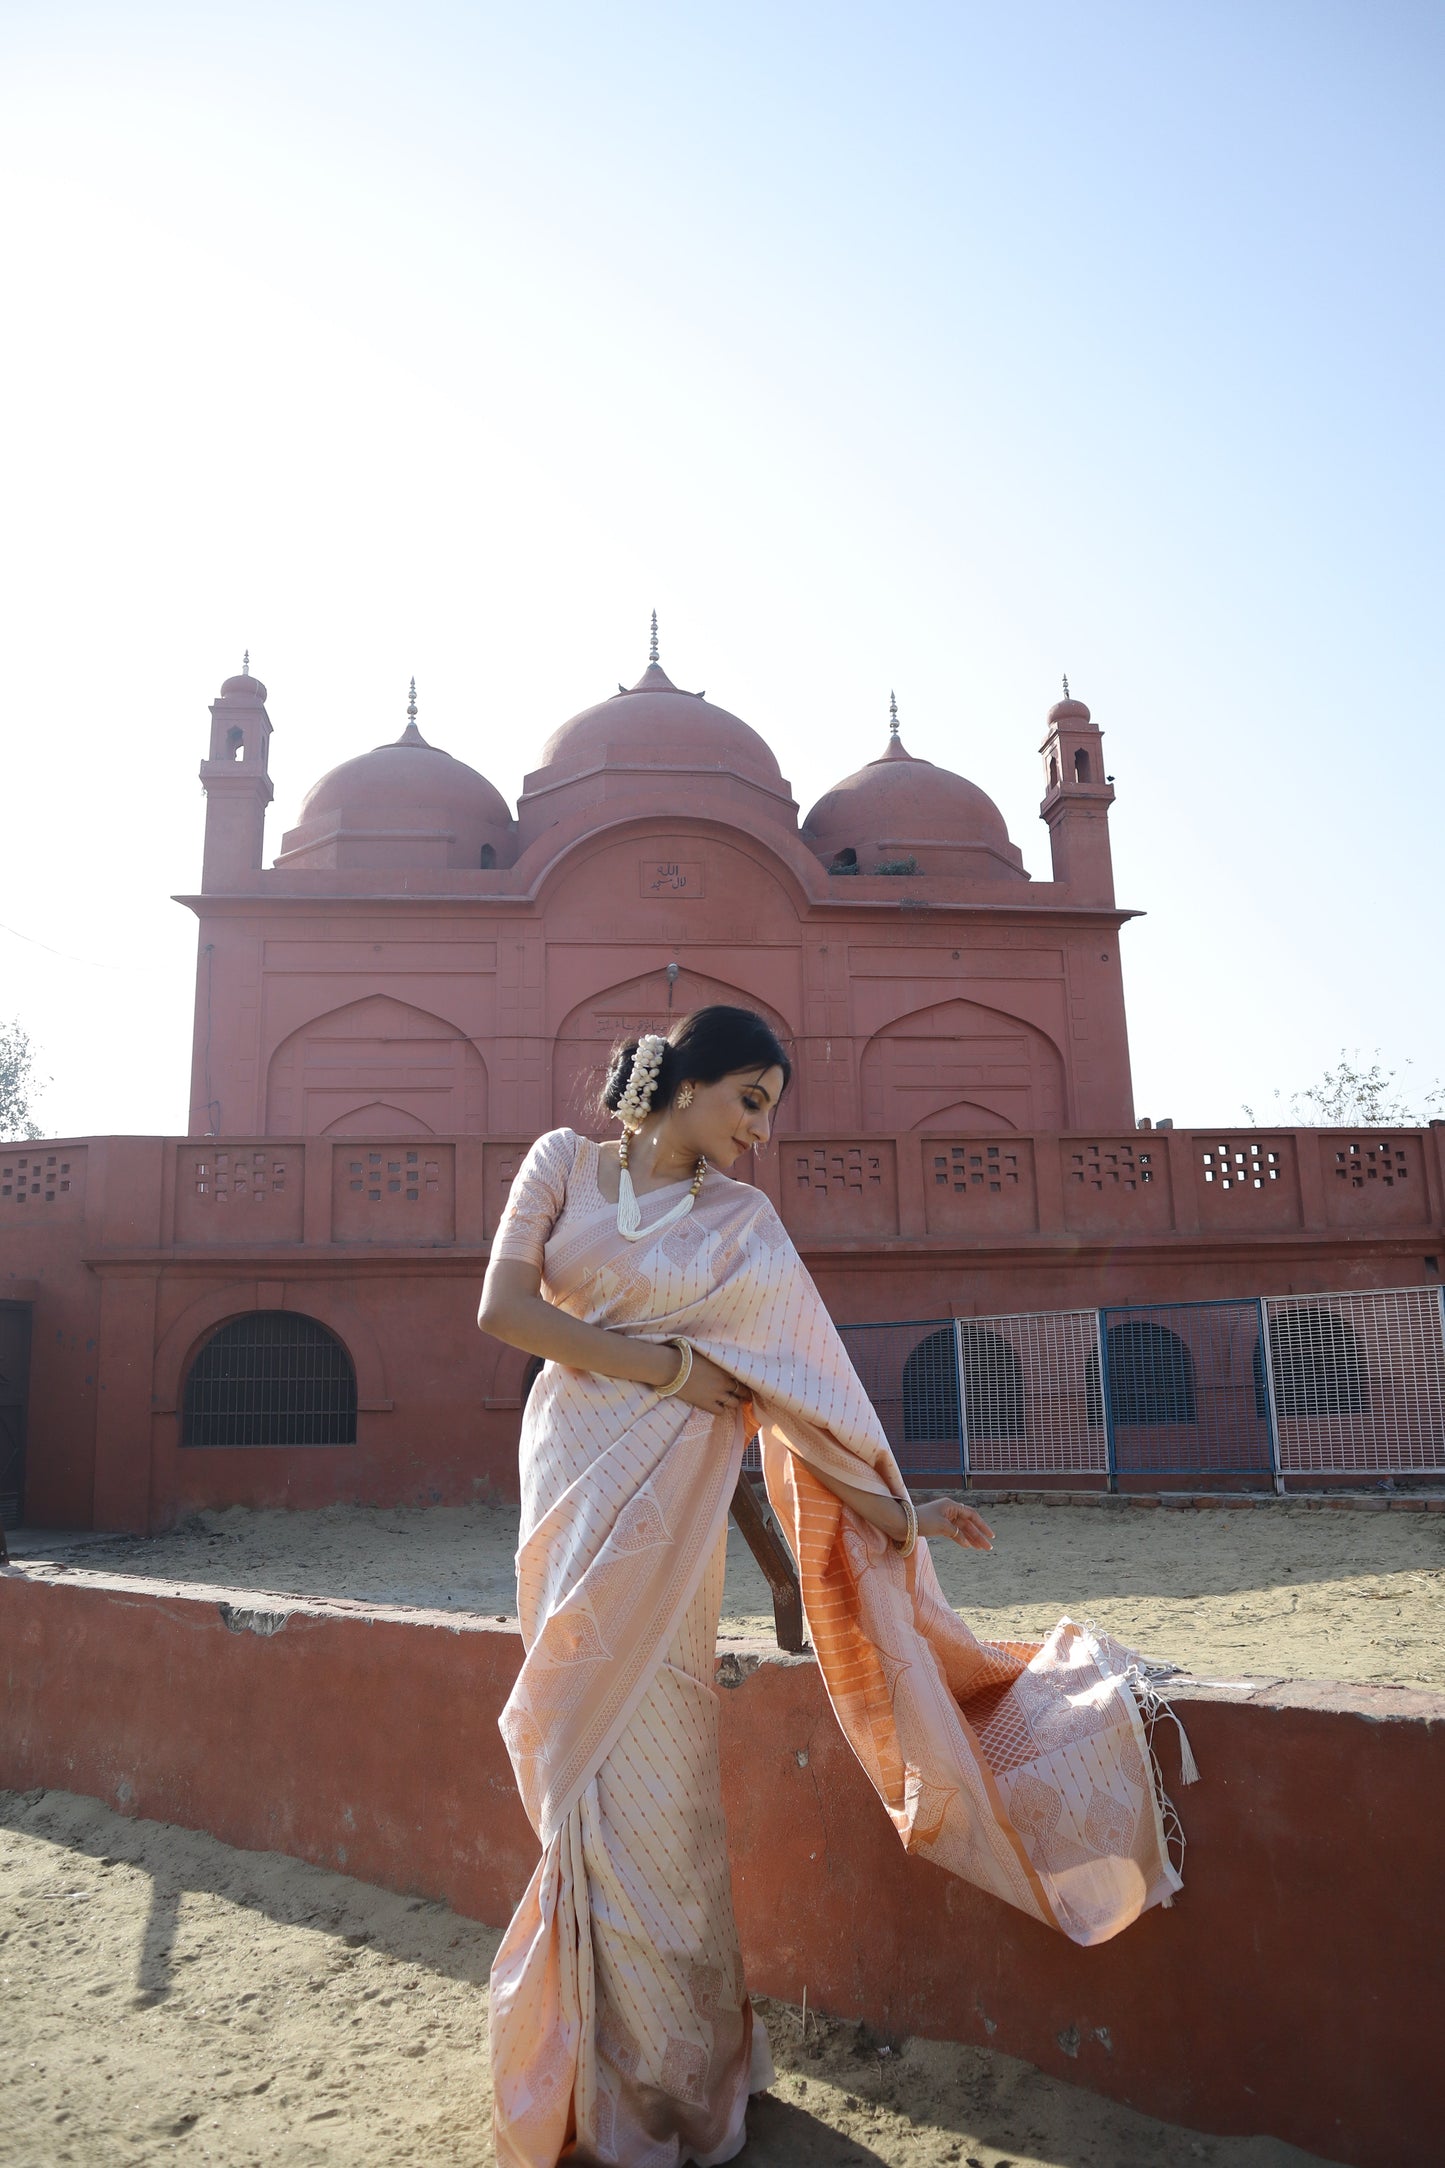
[2,1125,1442,1530]
[0,1565,1436,2168]
[6,1123,1443,1252]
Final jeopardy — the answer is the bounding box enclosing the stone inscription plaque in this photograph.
[639,859,705,898]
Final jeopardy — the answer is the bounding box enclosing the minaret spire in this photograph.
[889,690,900,740]
[649,610,660,666]
[1062,674,1070,700]
[242,649,250,677]
[407,676,418,727]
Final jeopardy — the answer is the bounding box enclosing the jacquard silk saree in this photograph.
[489,1130,1183,2168]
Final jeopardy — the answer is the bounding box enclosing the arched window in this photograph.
[1088,1321,1197,1426]
[182,1312,358,1447]
[1265,1307,1366,1418]
[902,1328,957,1442]
[902,1326,1024,1442]
[828,847,859,875]
[958,1324,1025,1437]
[226,725,245,762]
[479,844,497,869]
[1073,746,1091,783]
[1048,755,1059,789]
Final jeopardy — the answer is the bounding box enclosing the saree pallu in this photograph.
[489,1130,1185,2168]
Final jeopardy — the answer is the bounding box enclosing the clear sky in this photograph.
[2,1,1441,1139]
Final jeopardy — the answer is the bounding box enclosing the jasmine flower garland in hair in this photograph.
[615,1034,667,1133]
[613,1036,707,1241]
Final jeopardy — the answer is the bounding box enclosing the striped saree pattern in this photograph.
[488,1129,1183,2167]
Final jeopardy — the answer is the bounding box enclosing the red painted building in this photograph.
[2,645,1442,1530]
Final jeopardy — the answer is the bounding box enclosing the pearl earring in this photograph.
[674,1082,695,1111]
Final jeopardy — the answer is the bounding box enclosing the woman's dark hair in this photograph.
[600,1005,792,1121]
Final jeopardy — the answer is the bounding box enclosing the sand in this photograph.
[0,1787,1341,2168]
[15,1494,1445,1690]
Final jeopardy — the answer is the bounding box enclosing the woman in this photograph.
[480,1006,1186,2168]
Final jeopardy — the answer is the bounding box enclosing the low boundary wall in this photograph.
[2,1566,1437,2168]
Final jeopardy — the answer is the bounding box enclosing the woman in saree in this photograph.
[479,1005,1187,2168]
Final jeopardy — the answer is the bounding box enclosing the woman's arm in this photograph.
[806,1467,996,1555]
[477,1257,744,1417]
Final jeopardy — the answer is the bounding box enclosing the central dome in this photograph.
[514,657,797,850]
[531,663,790,800]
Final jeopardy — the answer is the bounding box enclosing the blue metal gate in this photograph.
[1097,1300,1276,1485]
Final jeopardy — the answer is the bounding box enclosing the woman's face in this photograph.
[672,1064,785,1168]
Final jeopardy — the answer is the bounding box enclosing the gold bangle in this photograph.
[655,1337,694,1399]
[894,1496,918,1558]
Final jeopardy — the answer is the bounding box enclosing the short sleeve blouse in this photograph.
[490,1128,583,1272]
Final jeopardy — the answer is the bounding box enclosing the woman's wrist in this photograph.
[627,1337,677,1389]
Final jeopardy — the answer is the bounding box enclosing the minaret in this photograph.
[200,657,274,888]
[1038,681,1116,904]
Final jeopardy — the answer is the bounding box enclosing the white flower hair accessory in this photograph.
[614,1034,667,1133]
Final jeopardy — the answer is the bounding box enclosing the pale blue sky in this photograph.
[2,2,1441,1136]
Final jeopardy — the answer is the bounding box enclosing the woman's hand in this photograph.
[917,1498,995,1552]
[675,1350,747,1419]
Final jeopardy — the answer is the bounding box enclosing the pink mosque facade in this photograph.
[2,643,1442,1531]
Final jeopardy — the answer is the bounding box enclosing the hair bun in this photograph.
[601,1039,641,1114]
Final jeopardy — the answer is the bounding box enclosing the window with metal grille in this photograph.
[901,1325,1024,1442]
[1266,1306,1367,1418]
[902,1329,956,1442]
[1089,1320,1198,1426]
[959,1325,1025,1438]
[182,1313,358,1448]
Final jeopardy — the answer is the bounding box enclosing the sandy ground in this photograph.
[0,1788,1342,2168]
[16,1496,1445,1689]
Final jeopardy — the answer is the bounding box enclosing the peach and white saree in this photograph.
[489,1129,1186,2168]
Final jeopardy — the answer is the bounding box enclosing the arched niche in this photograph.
[266,995,487,1137]
[860,997,1065,1134]
[550,967,798,1137]
[321,1100,436,1138]
[920,1099,1021,1133]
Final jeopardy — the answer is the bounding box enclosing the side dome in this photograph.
[277,705,516,872]
[803,714,1027,883]
[516,661,796,843]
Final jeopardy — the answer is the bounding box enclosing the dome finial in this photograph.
[242,648,250,677]
[1062,674,1070,700]
[889,690,900,741]
[649,610,660,666]
[407,676,418,727]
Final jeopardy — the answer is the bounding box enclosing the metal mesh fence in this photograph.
[183,1312,358,1448]
[835,1313,1107,1481]
[1100,1300,1275,1481]
[961,1311,1107,1477]
[1265,1288,1445,1475]
[839,1321,967,1482]
[759,1287,1445,1487]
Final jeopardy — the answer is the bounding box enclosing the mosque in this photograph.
[189,630,1131,1145]
[1,631,1439,1531]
